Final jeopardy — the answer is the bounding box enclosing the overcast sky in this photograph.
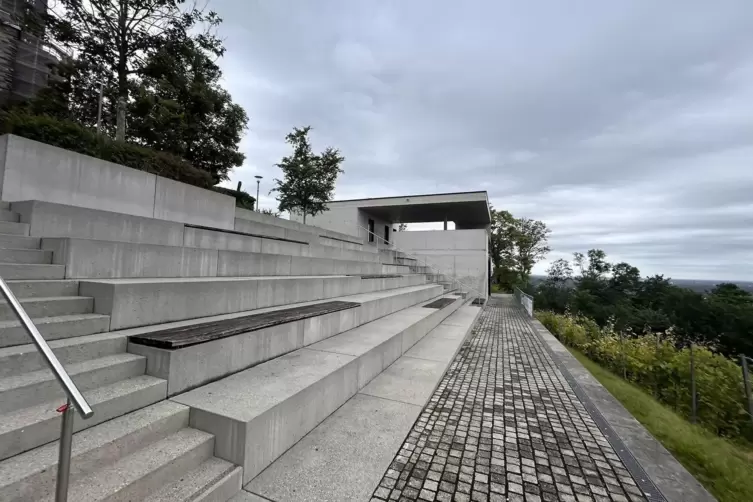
[215,0,753,281]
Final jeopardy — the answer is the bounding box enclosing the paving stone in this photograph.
[371,297,648,501]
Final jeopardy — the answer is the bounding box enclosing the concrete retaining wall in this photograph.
[0,135,235,229]
[394,229,489,297]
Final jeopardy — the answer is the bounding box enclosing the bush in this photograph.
[0,110,214,189]
[537,311,753,440]
[211,186,256,210]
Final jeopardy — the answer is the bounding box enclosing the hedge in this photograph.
[537,311,753,440]
[0,110,215,189]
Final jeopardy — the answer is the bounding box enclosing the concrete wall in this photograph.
[236,207,362,245]
[290,204,361,237]
[13,200,185,246]
[393,229,488,297]
[0,135,235,229]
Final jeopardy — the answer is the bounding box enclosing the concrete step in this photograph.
[0,234,40,249]
[172,293,468,485]
[58,428,214,502]
[0,332,125,378]
[246,305,483,502]
[0,313,111,348]
[0,248,52,264]
[0,210,19,222]
[129,283,444,396]
[0,221,29,236]
[6,279,79,298]
[0,401,190,500]
[0,263,65,279]
[0,353,145,414]
[81,274,427,330]
[142,457,242,502]
[43,236,405,279]
[0,296,93,321]
[0,375,167,461]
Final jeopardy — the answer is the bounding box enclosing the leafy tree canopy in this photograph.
[272,126,344,224]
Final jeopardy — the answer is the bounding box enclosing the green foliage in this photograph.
[211,187,255,210]
[272,126,344,224]
[489,206,550,289]
[38,0,224,142]
[535,249,753,358]
[0,110,214,188]
[130,30,247,183]
[570,348,753,502]
[538,311,753,440]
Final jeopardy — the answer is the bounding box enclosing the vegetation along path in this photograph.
[371,295,668,502]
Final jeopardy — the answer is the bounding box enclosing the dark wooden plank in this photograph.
[424,298,456,309]
[129,300,359,350]
[349,274,402,279]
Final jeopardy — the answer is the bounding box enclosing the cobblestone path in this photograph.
[371,296,648,502]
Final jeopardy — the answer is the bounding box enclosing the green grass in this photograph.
[568,348,753,502]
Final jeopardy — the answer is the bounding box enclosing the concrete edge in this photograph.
[528,317,717,502]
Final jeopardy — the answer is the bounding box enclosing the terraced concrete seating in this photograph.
[80,274,428,330]
[0,196,480,502]
[173,293,466,484]
[128,284,444,395]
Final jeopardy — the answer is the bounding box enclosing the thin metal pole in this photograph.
[742,355,753,424]
[256,180,260,211]
[96,82,104,135]
[690,343,697,424]
[55,399,75,502]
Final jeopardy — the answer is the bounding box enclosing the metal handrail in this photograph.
[0,277,93,502]
[356,224,485,300]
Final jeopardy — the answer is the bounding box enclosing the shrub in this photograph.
[211,186,256,210]
[537,311,753,440]
[0,110,215,189]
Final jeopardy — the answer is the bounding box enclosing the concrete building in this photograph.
[290,191,492,297]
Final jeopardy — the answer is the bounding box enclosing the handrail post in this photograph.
[56,399,75,502]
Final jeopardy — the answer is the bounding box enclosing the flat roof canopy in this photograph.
[331,191,490,228]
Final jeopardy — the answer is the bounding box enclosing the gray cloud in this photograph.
[214,0,753,281]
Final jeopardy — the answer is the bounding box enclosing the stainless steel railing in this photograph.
[356,224,485,301]
[0,277,93,502]
[514,286,534,316]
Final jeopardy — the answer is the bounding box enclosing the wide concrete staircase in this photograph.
[0,200,480,501]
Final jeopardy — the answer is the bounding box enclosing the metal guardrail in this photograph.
[356,224,485,301]
[514,286,533,317]
[0,277,93,502]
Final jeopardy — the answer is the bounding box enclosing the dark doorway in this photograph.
[368,219,375,242]
[384,225,390,244]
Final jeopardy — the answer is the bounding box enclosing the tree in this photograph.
[42,0,220,142]
[488,206,550,287]
[130,33,247,182]
[398,223,408,231]
[515,217,551,276]
[272,126,344,224]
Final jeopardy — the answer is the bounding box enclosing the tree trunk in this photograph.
[116,1,128,142]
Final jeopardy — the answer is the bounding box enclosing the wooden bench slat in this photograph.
[129,300,360,350]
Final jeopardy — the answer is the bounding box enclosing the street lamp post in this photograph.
[254,175,263,211]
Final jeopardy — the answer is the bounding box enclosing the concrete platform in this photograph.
[171,295,468,484]
[244,305,481,502]
[81,274,427,330]
[128,284,443,396]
